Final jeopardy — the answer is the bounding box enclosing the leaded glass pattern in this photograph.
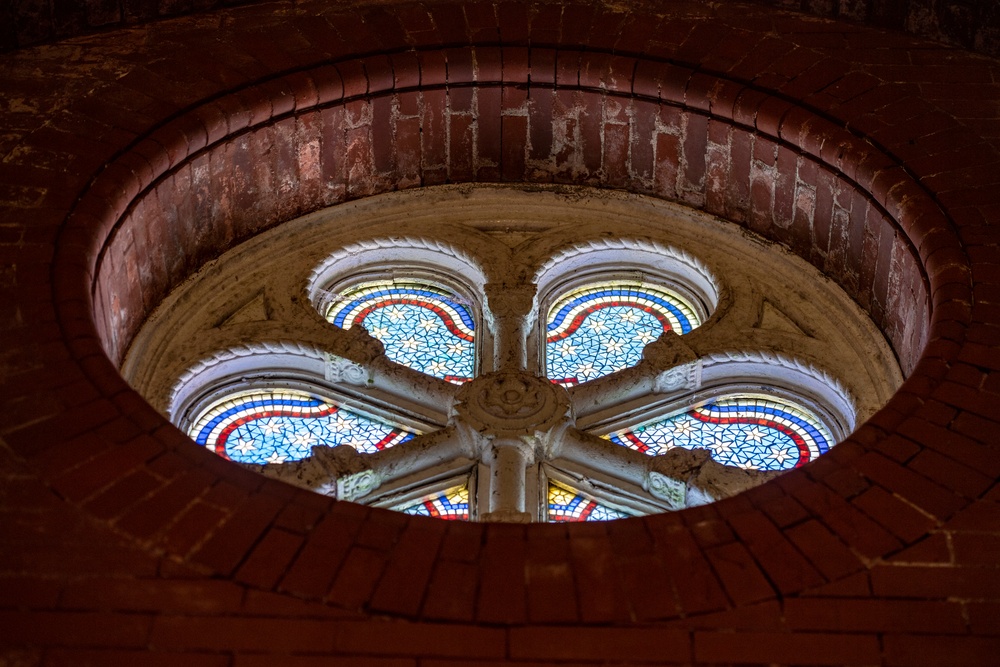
[325,279,475,384]
[546,281,701,386]
[396,483,470,520]
[547,481,633,521]
[189,388,416,464]
[607,394,834,471]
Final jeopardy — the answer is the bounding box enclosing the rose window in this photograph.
[123,186,901,523]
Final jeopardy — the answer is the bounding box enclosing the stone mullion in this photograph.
[483,283,538,372]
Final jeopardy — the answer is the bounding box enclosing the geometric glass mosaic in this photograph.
[395,483,470,520]
[546,280,701,386]
[607,393,834,471]
[546,480,633,522]
[325,279,475,384]
[188,388,417,464]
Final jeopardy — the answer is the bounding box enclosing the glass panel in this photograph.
[547,480,633,522]
[188,388,417,464]
[326,279,475,384]
[396,483,470,520]
[607,394,834,471]
[546,281,700,386]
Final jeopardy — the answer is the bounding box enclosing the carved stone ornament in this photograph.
[645,470,686,509]
[453,371,572,438]
[483,283,537,319]
[654,361,702,394]
[337,469,383,501]
[324,353,369,385]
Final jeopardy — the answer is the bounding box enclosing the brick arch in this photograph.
[5,2,999,663]
[45,42,959,616]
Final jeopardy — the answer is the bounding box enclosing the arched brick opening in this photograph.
[3,1,999,664]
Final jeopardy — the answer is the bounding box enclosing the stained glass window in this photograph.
[325,279,475,384]
[396,483,470,520]
[547,480,633,521]
[188,388,416,464]
[607,394,833,471]
[546,281,701,386]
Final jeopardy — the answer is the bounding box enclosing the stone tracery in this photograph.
[125,185,897,522]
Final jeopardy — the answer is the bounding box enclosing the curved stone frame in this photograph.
[123,185,898,522]
[309,237,491,379]
[536,267,711,384]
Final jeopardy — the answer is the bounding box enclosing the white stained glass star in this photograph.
[618,309,641,323]
[370,326,390,339]
[417,317,438,332]
[587,318,608,333]
[634,330,656,344]
[767,447,793,465]
[291,432,315,447]
[260,419,283,436]
[332,414,356,430]
[233,438,256,454]
[265,451,288,464]
[446,341,467,355]
[400,337,420,351]
[710,438,733,454]
[342,435,371,451]
[385,306,406,322]
[744,427,767,442]
[605,338,625,353]
[671,419,697,437]
[575,362,599,379]
[428,360,448,375]
[557,341,577,357]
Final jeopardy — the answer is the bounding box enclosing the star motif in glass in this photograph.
[546,281,701,386]
[188,388,416,464]
[326,279,475,384]
[607,394,833,470]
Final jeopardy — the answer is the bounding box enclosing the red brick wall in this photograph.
[2,1,999,665]
[6,0,1000,60]
[90,54,931,375]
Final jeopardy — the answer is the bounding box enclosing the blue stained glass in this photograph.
[546,281,700,386]
[188,388,417,464]
[547,481,633,522]
[396,484,470,520]
[607,394,834,471]
[326,279,475,384]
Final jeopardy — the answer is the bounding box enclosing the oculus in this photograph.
[123,186,902,522]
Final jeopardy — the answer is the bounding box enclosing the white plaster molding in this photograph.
[700,349,858,432]
[654,361,702,394]
[337,469,383,501]
[169,340,331,418]
[536,237,715,290]
[324,352,371,385]
[645,471,686,509]
[308,235,486,315]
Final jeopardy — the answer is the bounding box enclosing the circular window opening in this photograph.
[123,185,903,521]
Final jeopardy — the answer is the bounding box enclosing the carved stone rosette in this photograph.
[452,371,573,440]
